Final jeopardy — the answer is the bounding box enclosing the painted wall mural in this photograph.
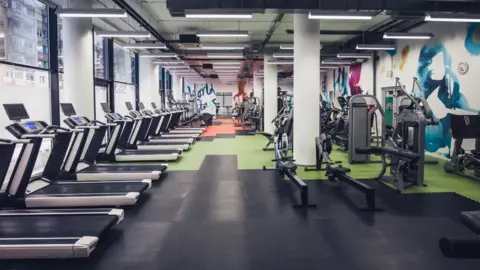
[348,64,363,95]
[376,22,480,156]
[197,83,217,115]
[321,74,331,108]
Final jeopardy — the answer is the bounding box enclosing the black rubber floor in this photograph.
[4,155,480,269]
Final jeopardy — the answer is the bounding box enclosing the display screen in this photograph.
[73,116,84,124]
[22,122,38,131]
[111,114,117,119]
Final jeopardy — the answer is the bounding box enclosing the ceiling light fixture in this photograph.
[185,10,252,19]
[321,60,353,65]
[139,52,177,58]
[197,30,249,37]
[207,53,244,58]
[57,8,127,18]
[280,44,294,50]
[425,14,480,23]
[96,31,151,38]
[213,65,240,68]
[273,53,294,58]
[202,44,247,50]
[356,44,397,51]
[337,53,372,59]
[267,60,294,65]
[152,60,184,64]
[211,61,242,65]
[123,43,166,49]
[308,11,374,20]
[383,32,433,40]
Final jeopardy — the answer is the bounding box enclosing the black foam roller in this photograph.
[440,237,480,258]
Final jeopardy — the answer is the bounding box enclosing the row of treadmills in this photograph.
[0,101,206,259]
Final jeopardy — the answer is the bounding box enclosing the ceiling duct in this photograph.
[167,0,425,13]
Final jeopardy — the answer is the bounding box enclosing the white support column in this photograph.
[62,0,94,119]
[253,72,263,104]
[171,74,183,100]
[293,13,320,165]
[264,56,278,134]
[139,58,160,106]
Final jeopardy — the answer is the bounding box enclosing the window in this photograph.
[0,62,51,166]
[113,42,134,83]
[114,83,135,116]
[0,0,49,68]
[94,33,105,78]
[95,86,108,121]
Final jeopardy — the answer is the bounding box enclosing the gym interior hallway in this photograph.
[5,119,480,270]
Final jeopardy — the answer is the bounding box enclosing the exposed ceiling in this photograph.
[49,0,480,84]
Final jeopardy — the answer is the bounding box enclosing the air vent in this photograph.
[179,34,200,44]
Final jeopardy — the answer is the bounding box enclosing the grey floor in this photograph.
[3,155,480,270]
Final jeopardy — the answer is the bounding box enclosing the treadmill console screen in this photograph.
[110,114,118,119]
[72,116,84,124]
[21,121,39,132]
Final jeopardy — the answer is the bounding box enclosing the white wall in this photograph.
[375,22,480,156]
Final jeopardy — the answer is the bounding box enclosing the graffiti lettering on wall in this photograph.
[197,83,217,115]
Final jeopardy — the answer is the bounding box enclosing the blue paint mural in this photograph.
[417,44,478,154]
[333,67,349,97]
[465,23,480,55]
[321,78,331,109]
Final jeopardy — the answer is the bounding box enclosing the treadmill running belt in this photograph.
[0,215,117,238]
[120,149,182,155]
[82,165,167,173]
[142,141,190,146]
[33,182,149,195]
[150,136,194,140]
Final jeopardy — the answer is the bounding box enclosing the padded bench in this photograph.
[461,211,480,235]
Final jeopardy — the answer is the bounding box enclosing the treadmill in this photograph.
[122,102,191,151]
[155,101,205,134]
[147,102,205,135]
[58,103,168,181]
[0,138,124,259]
[2,103,151,208]
[99,103,182,162]
[147,106,201,141]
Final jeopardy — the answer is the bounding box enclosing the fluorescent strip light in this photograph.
[96,31,151,38]
[58,8,127,18]
[207,53,244,58]
[322,60,352,65]
[280,44,294,50]
[153,60,184,64]
[356,44,397,51]
[337,53,372,59]
[123,43,166,49]
[214,66,240,69]
[185,10,252,19]
[273,53,294,58]
[308,11,374,20]
[202,44,247,50]
[383,32,433,40]
[139,53,177,58]
[267,60,293,65]
[197,31,249,37]
[211,61,242,65]
[425,14,480,23]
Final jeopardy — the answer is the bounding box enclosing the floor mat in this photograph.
[7,161,479,270]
